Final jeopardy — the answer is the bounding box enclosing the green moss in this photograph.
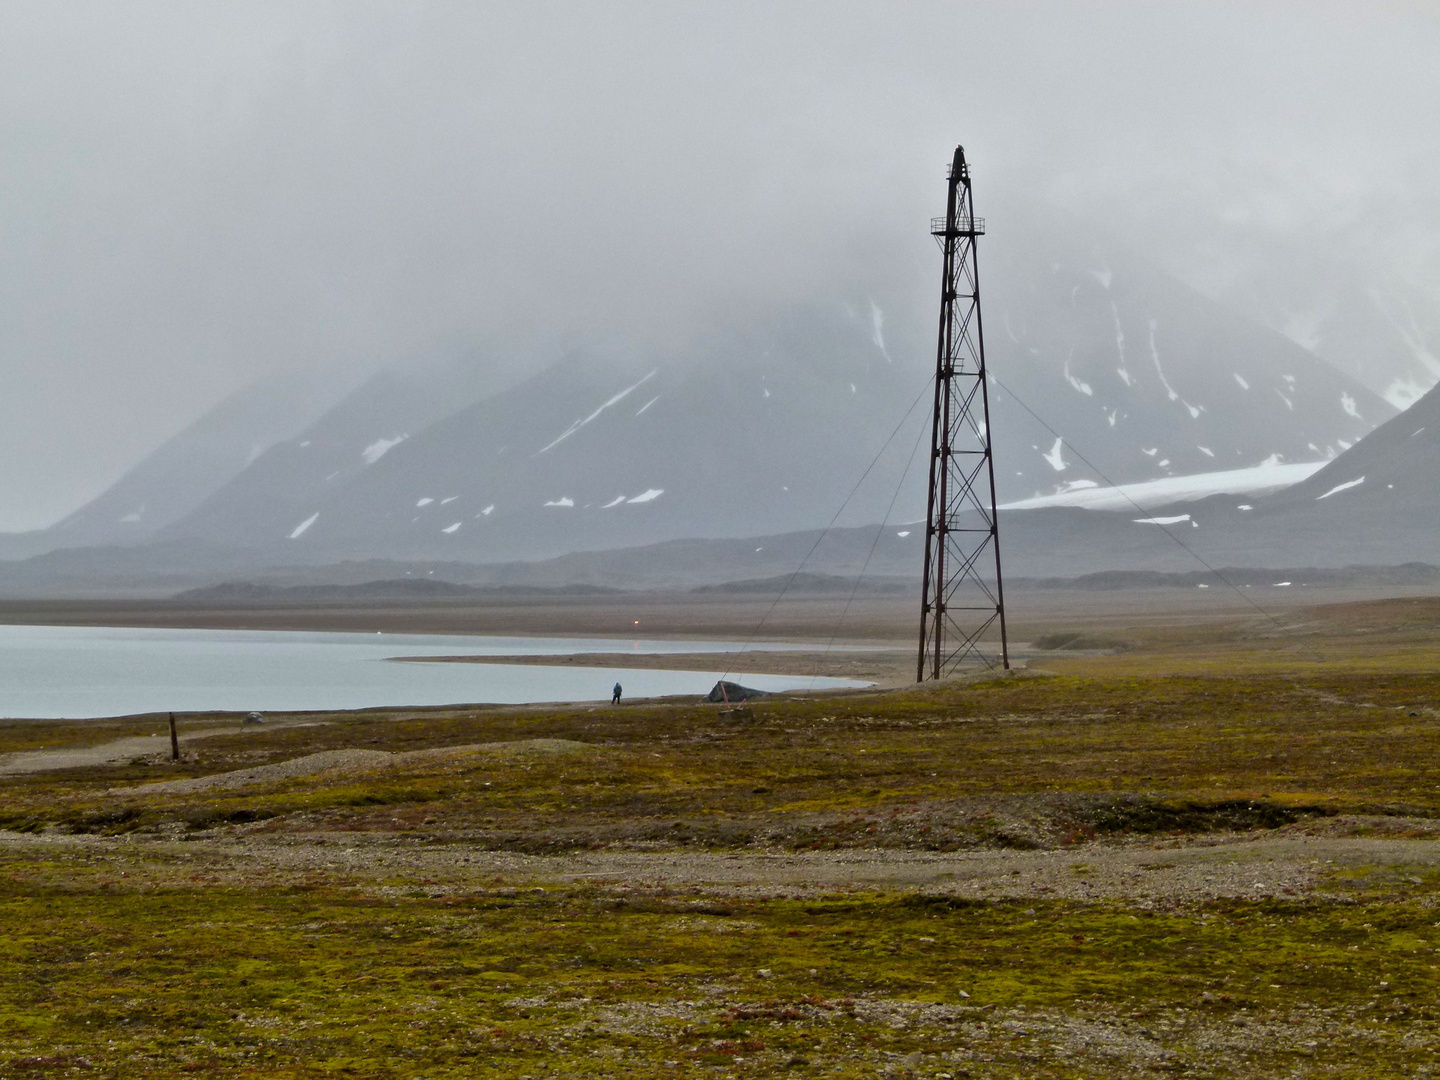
[1,866,1437,1076]
[8,670,1440,845]
[4,667,1440,1072]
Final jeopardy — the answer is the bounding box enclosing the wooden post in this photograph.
[168,712,179,762]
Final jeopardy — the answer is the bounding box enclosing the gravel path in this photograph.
[0,718,341,777]
[6,825,1435,904]
[118,747,394,795]
[110,737,598,796]
[223,830,1438,901]
[0,735,177,777]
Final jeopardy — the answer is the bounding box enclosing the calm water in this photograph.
[0,624,866,719]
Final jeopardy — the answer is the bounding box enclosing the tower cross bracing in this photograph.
[917,144,1010,679]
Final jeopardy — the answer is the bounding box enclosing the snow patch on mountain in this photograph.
[288,512,319,539]
[1148,322,1179,403]
[1063,352,1093,396]
[1316,476,1365,500]
[1385,378,1432,410]
[1000,458,1328,511]
[536,370,657,455]
[869,300,893,363]
[627,489,664,504]
[1110,303,1132,387]
[362,435,407,465]
[1282,310,1324,352]
[543,497,575,508]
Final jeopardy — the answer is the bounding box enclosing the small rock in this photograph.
[757,968,771,978]
[243,712,265,725]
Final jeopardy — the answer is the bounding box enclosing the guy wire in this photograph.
[993,375,1326,665]
[806,393,932,691]
[716,373,936,686]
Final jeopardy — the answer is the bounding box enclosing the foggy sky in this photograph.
[2,1,1437,531]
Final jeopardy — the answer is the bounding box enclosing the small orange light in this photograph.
[634,620,640,625]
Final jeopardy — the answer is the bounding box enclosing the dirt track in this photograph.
[6,820,1437,906]
[0,719,325,777]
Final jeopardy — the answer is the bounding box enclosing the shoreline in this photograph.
[391,648,915,686]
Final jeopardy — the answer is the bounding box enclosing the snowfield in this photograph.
[999,459,1329,511]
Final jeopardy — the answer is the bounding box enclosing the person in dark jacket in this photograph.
[612,682,622,704]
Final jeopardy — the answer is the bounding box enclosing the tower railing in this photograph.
[929,216,986,235]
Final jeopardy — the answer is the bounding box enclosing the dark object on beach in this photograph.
[706,681,769,703]
[243,711,265,725]
[168,712,179,761]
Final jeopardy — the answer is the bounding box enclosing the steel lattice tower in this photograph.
[917,145,1009,679]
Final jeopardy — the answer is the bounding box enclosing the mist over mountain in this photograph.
[6,217,1411,583]
[0,367,1433,597]
[1235,375,1440,562]
[993,378,1440,575]
[1228,259,1440,413]
[984,230,1392,499]
[2,5,1438,538]
[1,6,1437,600]
[44,369,348,548]
[145,355,528,552]
[158,303,927,562]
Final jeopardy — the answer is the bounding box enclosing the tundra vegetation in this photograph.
[2,595,1440,1077]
